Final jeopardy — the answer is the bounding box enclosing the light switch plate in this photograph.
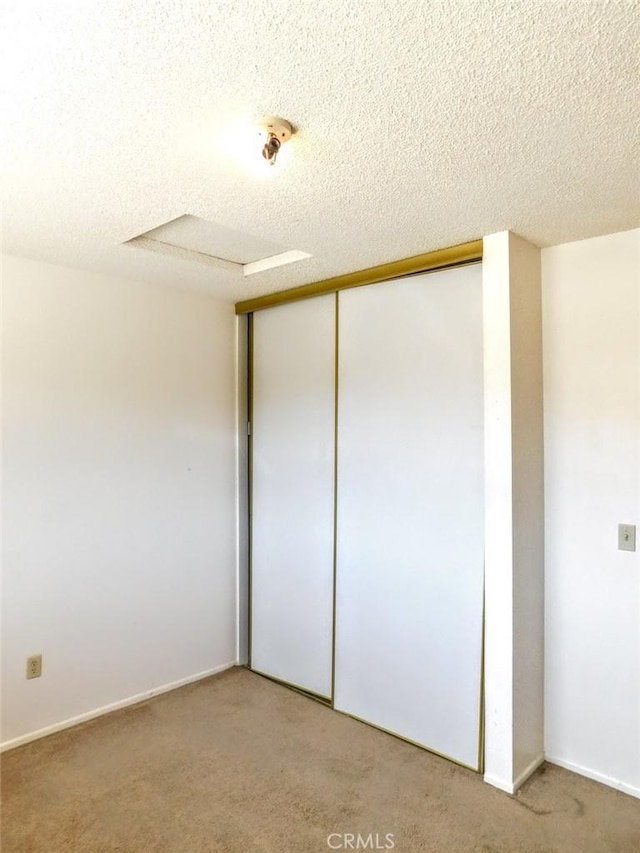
[618,524,636,552]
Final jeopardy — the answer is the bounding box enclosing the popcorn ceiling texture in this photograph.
[1,0,639,303]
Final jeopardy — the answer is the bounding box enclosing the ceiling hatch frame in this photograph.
[125,214,311,277]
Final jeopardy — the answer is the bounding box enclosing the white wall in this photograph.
[509,234,545,785]
[236,315,249,665]
[543,228,640,798]
[1,254,238,748]
[482,232,545,793]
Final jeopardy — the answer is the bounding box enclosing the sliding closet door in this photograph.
[335,265,484,769]
[251,295,335,698]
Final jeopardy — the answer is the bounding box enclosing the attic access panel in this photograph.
[126,215,311,275]
[141,215,282,264]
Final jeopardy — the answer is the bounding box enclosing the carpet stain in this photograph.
[572,796,586,817]
[513,797,553,817]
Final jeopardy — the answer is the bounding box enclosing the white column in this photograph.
[236,314,249,665]
[483,231,545,793]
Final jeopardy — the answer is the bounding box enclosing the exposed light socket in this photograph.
[26,654,42,679]
[618,524,636,552]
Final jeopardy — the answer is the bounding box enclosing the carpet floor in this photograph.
[1,667,638,852]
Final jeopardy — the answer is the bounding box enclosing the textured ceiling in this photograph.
[1,0,639,303]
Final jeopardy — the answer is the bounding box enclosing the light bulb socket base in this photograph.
[257,117,294,143]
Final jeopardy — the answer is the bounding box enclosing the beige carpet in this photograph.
[1,667,638,852]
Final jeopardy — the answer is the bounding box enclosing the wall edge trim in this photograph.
[546,755,640,800]
[484,752,545,794]
[0,661,237,752]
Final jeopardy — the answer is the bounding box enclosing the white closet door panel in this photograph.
[251,295,335,698]
[335,265,484,768]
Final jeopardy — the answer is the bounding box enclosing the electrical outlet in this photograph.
[26,654,42,679]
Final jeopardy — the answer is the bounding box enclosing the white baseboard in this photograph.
[546,755,640,800]
[0,661,236,753]
[484,752,545,795]
[513,752,546,792]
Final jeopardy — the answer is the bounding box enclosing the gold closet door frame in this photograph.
[235,240,482,315]
[244,238,485,771]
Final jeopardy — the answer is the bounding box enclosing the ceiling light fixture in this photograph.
[258,117,294,166]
